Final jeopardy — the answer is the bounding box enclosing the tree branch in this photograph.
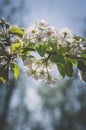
[66,54,86,61]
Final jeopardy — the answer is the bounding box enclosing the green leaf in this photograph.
[9,26,24,37]
[27,43,35,48]
[65,61,73,77]
[10,62,20,79]
[49,41,57,51]
[50,55,65,64]
[10,43,22,52]
[57,45,71,56]
[0,66,9,83]
[77,60,86,72]
[57,63,65,78]
[36,44,47,57]
[80,53,86,59]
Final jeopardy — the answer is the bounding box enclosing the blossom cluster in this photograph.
[24,56,53,81]
[23,20,86,56]
[23,20,74,47]
[0,18,86,83]
[22,20,86,82]
[23,20,57,45]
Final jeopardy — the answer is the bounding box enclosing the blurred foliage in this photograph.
[38,78,86,130]
[1,74,85,130]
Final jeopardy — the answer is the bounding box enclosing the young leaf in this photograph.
[65,61,73,77]
[57,63,65,78]
[9,26,24,37]
[10,43,22,52]
[10,62,20,79]
[36,44,47,57]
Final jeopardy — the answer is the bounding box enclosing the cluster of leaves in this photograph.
[0,18,86,84]
[0,18,24,83]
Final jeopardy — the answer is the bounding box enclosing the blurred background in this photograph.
[0,0,86,130]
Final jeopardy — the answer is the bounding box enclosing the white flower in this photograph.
[36,19,48,29]
[59,27,72,36]
[23,20,59,45]
[46,26,57,35]
[59,27,73,42]
[70,44,78,56]
[23,20,75,51]
[58,27,74,48]
[23,55,53,81]
[22,24,38,44]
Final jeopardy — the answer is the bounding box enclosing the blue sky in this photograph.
[1,0,86,35]
[23,0,86,35]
